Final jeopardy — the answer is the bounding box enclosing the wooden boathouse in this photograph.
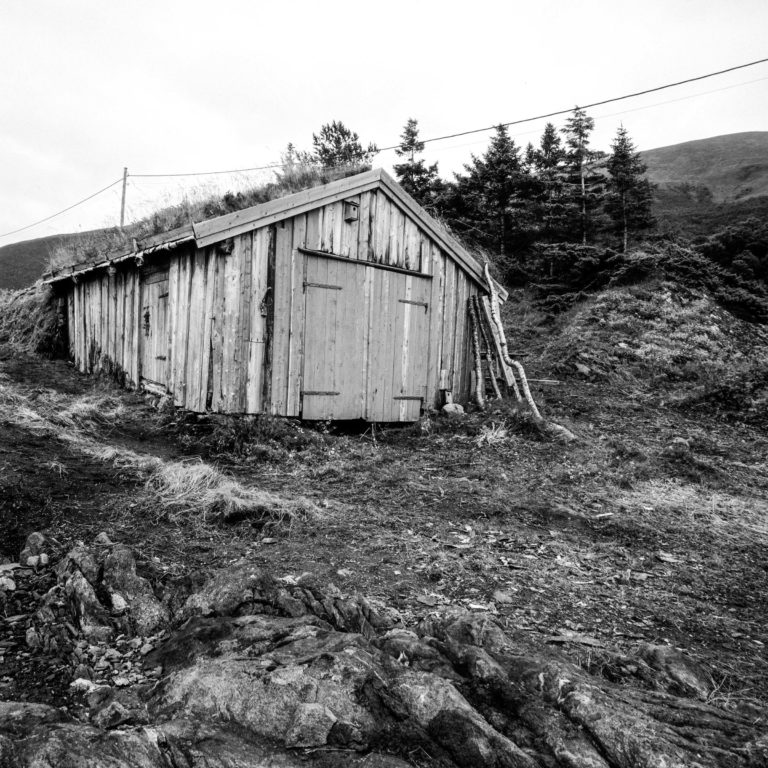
[46,169,501,421]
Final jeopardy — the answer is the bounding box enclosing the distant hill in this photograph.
[641,132,768,238]
[0,234,61,290]
[642,132,768,203]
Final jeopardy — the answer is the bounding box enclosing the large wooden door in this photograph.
[301,252,431,421]
[302,255,366,420]
[139,265,170,391]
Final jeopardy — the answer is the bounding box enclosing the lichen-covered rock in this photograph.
[56,543,100,585]
[19,532,47,567]
[63,570,113,641]
[102,546,168,635]
[284,703,337,748]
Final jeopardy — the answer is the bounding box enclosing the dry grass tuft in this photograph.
[0,285,64,356]
[145,457,319,525]
[53,394,127,432]
[0,382,317,529]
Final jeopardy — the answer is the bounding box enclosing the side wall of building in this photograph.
[66,267,142,386]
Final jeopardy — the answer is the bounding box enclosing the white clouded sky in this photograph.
[1,0,767,245]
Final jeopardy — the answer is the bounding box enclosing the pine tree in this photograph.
[453,124,533,262]
[312,121,378,168]
[393,118,441,209]
[561,108,605,244]
[531,122,568,239]
[605,126,654,251]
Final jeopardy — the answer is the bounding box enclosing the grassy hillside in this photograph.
[642,131,768,203]
[0,234,62,289]
[0,229,117,290]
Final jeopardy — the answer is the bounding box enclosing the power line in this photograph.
[129,56,768,179]
[0,178,123,240]
[377,56,768,151]
[131,162,284,178]
[3,55,767,240]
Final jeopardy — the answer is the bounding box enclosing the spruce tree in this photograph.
[312,121,378,168]
[453,124,533,262]
[531,122,568,239]
[605,126,654,251]
[561,108,605,244]
[393,118,441,209]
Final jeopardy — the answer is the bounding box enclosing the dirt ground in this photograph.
[1,332,767,715]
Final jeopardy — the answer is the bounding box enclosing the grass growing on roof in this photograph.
[46,162,372,272]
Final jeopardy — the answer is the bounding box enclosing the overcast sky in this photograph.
[1,0,767,246]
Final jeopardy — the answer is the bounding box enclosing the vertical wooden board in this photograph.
[452,274,470,402]
[66,290,75,359]
[389,203,406,268]
[171,254,188,402]
[184,249,207,410]
[376,270,395,420]
[166,256,179,396]
[395,276,412,420]
[86,281,94,371]
[460,286,477,403]
[116,275,123,376]
[440,259,458,391]
[131,271,141,386]
[360,266,374,413]
[81,282,89,370]
[356,192,371,262]
[373,192,391,264]
[305,209,322,251]
[246,229,268,413]
[403,217,418,272]
[84,283,90,371]
[363,269,379,420]
[210,253,225,412]
[237,233,253,412]
[339,195,359,258]
[286,215,307,416]
[111,272,118,367]
[102,274,109,369]
[119,274,127,380]
[221,239,243,411]
[332,201,344,254]
[300,255,329,419]
[70,287,78,367]
[182,252,195,401]
[325,258,340,417]
[269,222,294,415]
[129,271,139,384]
[198,250,216,411]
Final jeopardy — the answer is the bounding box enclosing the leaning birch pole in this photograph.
[472,295,503,401]
[468,299,486,409]
[483,263,543,421]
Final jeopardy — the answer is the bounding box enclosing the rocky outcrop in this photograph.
[1,545,766,768]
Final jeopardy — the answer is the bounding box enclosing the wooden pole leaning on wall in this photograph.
[483,262,542,420]
[468,298,486,409]
[469,295,503,402]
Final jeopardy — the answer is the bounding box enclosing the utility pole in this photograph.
[119,167,128,229]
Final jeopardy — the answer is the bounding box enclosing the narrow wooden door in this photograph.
[301,254,366,420]
[139,268,170,390]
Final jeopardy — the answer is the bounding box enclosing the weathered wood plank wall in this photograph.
[63,186,479,420]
